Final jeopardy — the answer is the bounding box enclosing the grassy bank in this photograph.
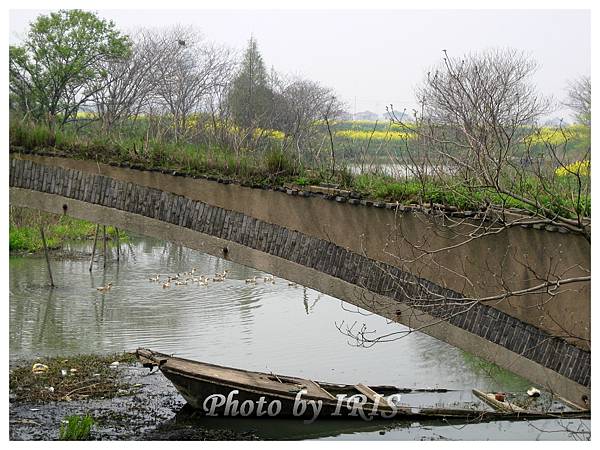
[10,120,305,185]
[10,120,590,220]
[352,172,590,217]
[9,206,124,254]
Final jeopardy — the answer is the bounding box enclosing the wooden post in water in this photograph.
[39,225,54,287]
[115,227,120,262]
[103,225,107,268]
[89,224,100,272]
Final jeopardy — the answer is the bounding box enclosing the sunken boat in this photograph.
[136,348,590,422]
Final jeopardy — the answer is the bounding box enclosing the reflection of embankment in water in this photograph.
[11,233,588,440]
[10,234,511,392]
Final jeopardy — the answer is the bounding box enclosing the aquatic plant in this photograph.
[59,415,95,440]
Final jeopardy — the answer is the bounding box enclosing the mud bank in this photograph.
[9,362,259,441]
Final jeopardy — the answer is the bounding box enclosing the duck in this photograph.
[215,270,229,279]
[175,280,188,286]
[148,274,160,282]
[213,276,225,282]
[263,275,275,283]
[97,282,113,292]
[245,276,258,284]
[162,281,171,288]
[288,282,298,287]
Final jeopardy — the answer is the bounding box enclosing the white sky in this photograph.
[8,8,591,120]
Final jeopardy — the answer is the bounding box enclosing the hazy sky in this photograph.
[9,9,591,120]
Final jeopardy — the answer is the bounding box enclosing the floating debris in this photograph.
[32,363,48,374]
[11,353,137,404]
[527,387,541,397]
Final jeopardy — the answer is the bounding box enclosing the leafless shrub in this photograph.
[342,50,590,354]
[141,25,235,143]
[565,76,591,126]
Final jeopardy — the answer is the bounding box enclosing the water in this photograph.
[9,235,589,440]
[347,163,453,178]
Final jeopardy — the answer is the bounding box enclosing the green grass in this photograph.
[59,415,95,440]
[9,207,127,253]
[351,172,590,217]
[10,120,303,184]
[9,226,61,253]
[9,119,590,220]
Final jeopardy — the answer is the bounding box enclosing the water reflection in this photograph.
[11,234,525,391]
[150,404,589,441]
[10,234,588,440]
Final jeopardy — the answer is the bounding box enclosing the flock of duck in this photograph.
[95,267,299,293]
[149,268,298,289]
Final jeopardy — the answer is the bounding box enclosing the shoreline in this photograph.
[9,354,259,441]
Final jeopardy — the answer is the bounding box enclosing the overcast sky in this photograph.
[9,9,591,120]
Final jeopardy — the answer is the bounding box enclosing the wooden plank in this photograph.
[472,389,525,412]
[308,380,337,401]
[556,395,589,411]
[355,383,390,407]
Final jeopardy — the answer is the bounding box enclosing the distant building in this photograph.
[338,111,354,121]
[353,111,379,121]
[544,117,572,127]
[382,110,412,121]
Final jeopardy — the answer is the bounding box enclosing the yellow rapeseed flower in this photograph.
[335,130,416,141]
[555,160,590,177]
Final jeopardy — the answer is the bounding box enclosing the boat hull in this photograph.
[161,368,401,419]
[137,348,591,422]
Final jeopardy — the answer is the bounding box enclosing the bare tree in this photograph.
[565,76,591,126]
[270,76,345,165]
[90,30,158,134]
[339,49,590,353]
[143,26,234,143]
[390,49,589,239]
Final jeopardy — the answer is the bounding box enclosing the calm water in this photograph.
[347,163,453,178]
[9,235,589,440]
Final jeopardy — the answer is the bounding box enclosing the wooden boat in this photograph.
[136,348,590,422]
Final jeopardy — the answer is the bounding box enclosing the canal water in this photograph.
[9,234,589,440]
